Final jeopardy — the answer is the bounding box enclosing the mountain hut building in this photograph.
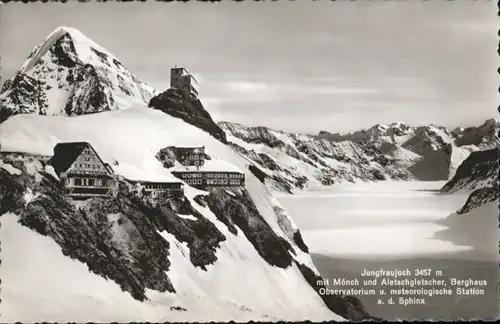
[48,142,116,199]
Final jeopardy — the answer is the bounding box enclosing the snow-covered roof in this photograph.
[0,150,50,156]
[171,159,243,174]
[114,163,181,183]
[0,138,54,156]
[174,145,205,149]
[202,159,243,173]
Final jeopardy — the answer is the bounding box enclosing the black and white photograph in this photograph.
[0,0,498,322]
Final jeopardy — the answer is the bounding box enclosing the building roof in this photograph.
[49,142,110,175]
[175,146,205,153]
[171,159,243,174]
[0,150,50,156]
[134,180,183,185]
[113,162,181,183]
[171,66,199,85]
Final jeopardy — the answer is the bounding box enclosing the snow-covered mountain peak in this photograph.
[19,26,119,75]
[483,118,498,127]
[388,121,411,132]
[368,124,386,131]
[0,26,156,123]
[389,121,406,127]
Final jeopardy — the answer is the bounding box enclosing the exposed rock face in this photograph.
[441,148,499,193]
[155,146,178,169]
[455,187,499,215]
[0,27,155,123]
[454,118,500,149]
[294,261,377,321]
[149,88,227,144]
[442,147,498,216]
[204,188,294,269]
[0,165,28,216]
[154,199,227,271]
[407,144,453,181]
[402,125,451,155]
[292,230,309,254]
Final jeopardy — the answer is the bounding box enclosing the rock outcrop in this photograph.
[149,88,227,144]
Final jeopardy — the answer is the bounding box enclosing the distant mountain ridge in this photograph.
[0,26,156,123]
[219,119,499,193]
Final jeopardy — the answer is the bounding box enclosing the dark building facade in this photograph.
[170,67,199,98]
[48,142,115,199]
[172,171,245,190]
[134,180,185,205]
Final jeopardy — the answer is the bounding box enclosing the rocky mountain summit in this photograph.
[318,121,415,145]
[0,26,155,123]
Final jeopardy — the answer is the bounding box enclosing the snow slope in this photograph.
[0,107,344,322]
[0,26,156,121]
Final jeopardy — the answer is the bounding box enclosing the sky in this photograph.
[0,1,498,134]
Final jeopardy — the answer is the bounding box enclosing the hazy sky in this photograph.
[1,1,498,134]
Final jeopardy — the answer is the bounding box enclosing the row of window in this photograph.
[182,179,243,187]
[207,179,228,185]
[205,173,244,179]
[181,160,203,166]
[75,162,105,170]
[179,172,244,179]
[182,173,203,179]
[186,179,202,185]
[72,177,110,187]
[143,184,183,190]
[206,179,242,186]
